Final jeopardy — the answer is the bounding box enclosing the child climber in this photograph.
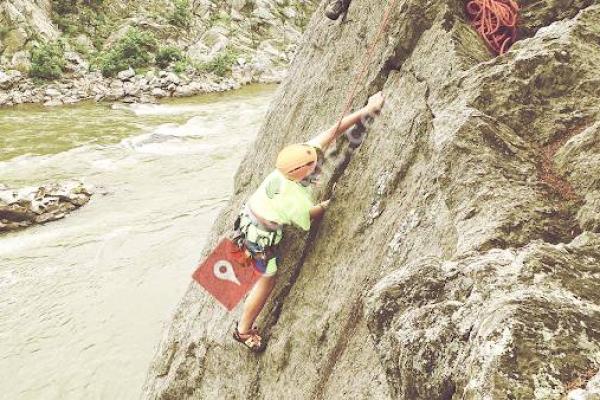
[232,91,385,351]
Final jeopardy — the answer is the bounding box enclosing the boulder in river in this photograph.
[0,181,92,233]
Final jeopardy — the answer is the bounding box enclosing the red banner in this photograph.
[192,238,261,311]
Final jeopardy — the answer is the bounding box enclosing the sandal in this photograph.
[233,323,265,353]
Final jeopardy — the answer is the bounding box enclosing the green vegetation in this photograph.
[0,26,10,41]
[89,13,117,50]
[174,59,191,74]
[52,0,105,16]
[292,1,312,29]
[168,0,191,28]
[156,46,184,69]
[53,13,78,35]
[210,11,232,26]
[19,0,243,79]
[94,28,158,77]
[153,47,241,76]
[30,41,66,80]
[51,0,120,50]
[197,49,239,77]
[70,39,92,57]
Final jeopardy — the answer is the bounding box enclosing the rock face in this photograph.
[0,181,92,232]
[144,1,600,399]
[0,0,58,55]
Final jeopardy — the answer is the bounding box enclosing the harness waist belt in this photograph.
[243,204,281,232]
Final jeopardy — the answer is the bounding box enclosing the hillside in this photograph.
[0,0,315,105]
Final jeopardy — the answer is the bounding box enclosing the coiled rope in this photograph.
[465,0,519,55]
[333,0,518,136]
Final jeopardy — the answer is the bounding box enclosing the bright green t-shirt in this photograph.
[248,169,314,231]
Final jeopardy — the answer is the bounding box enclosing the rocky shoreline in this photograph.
[0,62,285,107]
[0,0,311,108]
[0,181,92,232]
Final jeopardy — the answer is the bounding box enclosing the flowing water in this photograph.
[0,85,276,400]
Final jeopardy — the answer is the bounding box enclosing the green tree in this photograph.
[95,28,158,76]
[197,49,239,77]
[156,46,184,69]
[30,41,66,80]
[168,0,191,28]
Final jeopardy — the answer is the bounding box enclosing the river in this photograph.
[0,85,275,400]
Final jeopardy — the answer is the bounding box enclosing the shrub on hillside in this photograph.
[174,59,193,73]
[30,41,66,79]
[52,0,105,15]
[52,0,106,33]
[156,46,184,69]
[168,0,191,28]
[95,28,158,76]
[0,26,11,41]
[197,49,239,77]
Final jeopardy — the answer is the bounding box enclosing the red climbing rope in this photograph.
[465,0,519,55]
[332,0,399,135]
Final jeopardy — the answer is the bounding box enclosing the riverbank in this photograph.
[0,63,284,107]
[0,0,314,108]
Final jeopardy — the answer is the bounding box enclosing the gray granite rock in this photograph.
[143,2,600,400]
[0,181,92,232]
[0,69,22,90]
[117,67,136,81]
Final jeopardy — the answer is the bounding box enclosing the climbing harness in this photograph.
[233,205,281,247]
[466,0,519,55]
[232,205,282,274]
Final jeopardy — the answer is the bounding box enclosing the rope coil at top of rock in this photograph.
[332,0,519,138]
[466,0,519,55]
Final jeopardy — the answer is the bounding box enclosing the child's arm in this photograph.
[309,91,385,151]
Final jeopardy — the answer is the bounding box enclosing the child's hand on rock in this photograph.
[366,91,385,115]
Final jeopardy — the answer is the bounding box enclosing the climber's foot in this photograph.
[233,323,265,353]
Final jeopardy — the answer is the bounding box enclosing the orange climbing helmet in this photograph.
[276,143,318,181]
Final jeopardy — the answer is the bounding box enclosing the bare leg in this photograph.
[238,275,276,333]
